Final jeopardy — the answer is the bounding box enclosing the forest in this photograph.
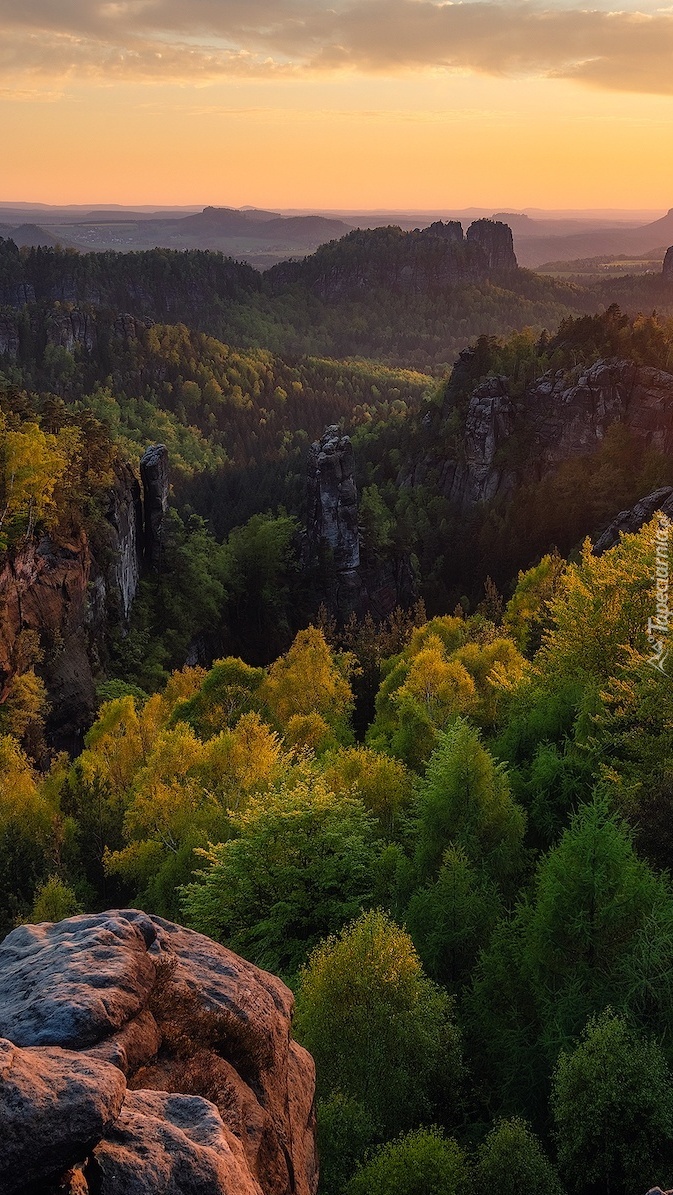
[3,528,673,1195]
[3,228,673,1193]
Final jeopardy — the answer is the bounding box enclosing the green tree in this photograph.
[181,777,378,974]
[468,797,673,1116]
[30,875,82,923]
[551,1010,673,1195]
[406,846,503,991]
[346,1128,469,1195]
[414,719,526,892]
[474,1118,565,1195]
[295,910,461,1135]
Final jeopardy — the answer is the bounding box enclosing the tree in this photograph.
[322,746,413,837]
[406,846,503,991]
[0,416,80,544]
[181,778,379,974]
[467,797,673,1117]
[346,1129,469,1195]
[414,719,526,892]
[30,875,82,923]
[294,910,461,1135]
[0,736,55,933]
[170,657,265,739]
[504,551,566,656]
[474,1118,565,1195]
[551,1010,673,1195]
[261,626,355,743]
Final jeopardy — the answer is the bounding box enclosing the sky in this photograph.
[2,0,673,210]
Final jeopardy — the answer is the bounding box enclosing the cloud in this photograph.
[1,0,673,95]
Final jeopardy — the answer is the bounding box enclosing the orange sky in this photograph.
[2,1,673,208]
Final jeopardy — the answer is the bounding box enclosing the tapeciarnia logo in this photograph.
[648,512,672,674]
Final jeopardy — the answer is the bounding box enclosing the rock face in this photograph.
[108,463,144,620]
[0,1038,126,1195]
[306,426,362,616]
[306,426,418,620]
[593,487,673,555]
[664,247,673,278]
[141,444,170,567]
[426,358,673,512]
[0,910,317,1195]
[269,219,518,300]
[437,375,516,506]
[90,1090,263,1195]
[466,219,518,273]
[0,462,144,748]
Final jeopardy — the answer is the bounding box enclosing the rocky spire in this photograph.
[306,426,361,617]
[140,444,169,567]
[466,219,518,272]
[664,246,673,278]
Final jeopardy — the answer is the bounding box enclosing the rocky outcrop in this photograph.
[428,358,673,511]
[0,461,145,748]
[306,426,362,616]
[91,1090,263,1195]
[269,220,518,300]
[141,444,170,567]
[466,219,518,273]
[437,375,516,506]
[45,308,97,354]
[0,911,318,1195]
[593,487,673,555]
[108,464,144,620]
[664,247,673,279]
[0,312,20,357]
[305,426,418,620]
[0,1038,126,1195]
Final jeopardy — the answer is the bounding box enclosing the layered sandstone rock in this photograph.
[0,462,144,747]
[593,487,673,555]
[306,426,362,617]
[466,218,518,273]
[140,444,170,567]
[0,1039,126,1195]
[0,911,317,1195]
[663,247,673,279]
[424,358,673,512]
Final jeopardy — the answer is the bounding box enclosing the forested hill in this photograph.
[0,223,593,369]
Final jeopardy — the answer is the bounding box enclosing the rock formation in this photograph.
[141,444,170,567]
[466,219,518,273]
[0,462,144,748]
[0,910,318,1195]
[269,219,518,300]
[593,487,673,555]
[306,426,362,617]
[435,375,516,506]
[664,247,673,279]
[421,358,673,512]
[305,426,417,620]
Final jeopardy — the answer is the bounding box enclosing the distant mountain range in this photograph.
[1,203,672,274]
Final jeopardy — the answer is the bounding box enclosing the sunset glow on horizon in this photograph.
[2,0,673,209]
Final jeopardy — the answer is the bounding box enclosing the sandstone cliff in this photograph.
[418,358,673,512]
[664,247,673,279]
[0,910,318,1195]
[593,486,673,555]
[268,219,518,301]
[305,426,417,621]
[0,449,167,748]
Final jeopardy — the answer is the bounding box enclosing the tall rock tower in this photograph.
[466,219,518,273]
[306,426,361,618]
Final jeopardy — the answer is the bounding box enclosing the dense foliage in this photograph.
[3,512,673,1192]
[4,231,673,1192]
